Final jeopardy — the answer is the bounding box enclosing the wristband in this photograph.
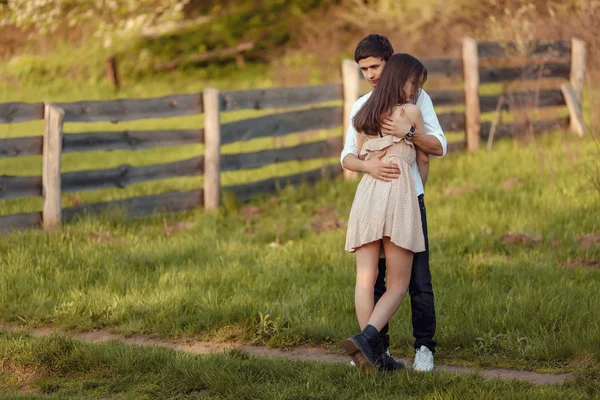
[405,125,416,140]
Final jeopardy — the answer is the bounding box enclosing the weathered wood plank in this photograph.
[0,136,43,158]
[55,93,203,123]
[428,89,565,112]
[427,90,464,106]
[479,89,565,112]
[58,138,342,193]
[479,63,570,83]
[463,38,481,151]
[0,212,42,234]
[61,157,204,193]
[0,110,462,158]
[478,40,571,58]
[438,112,465,132]
[64,129,204,152]
[561,83,586,137]
[422,58,462,77]
[570,38,586,107]
[0,102,44,124]
[224,164,342,202]
[220,84,342,112]
[42,104,64,230]
[105,56,121,90]
[480,117,569,140]
[342,60,360,181]
[203,88,221,211]
[221,137,342,172]
[62,190,203,222]
[0,175,41,200]
[220,106,342,145]
[0,129,203,158]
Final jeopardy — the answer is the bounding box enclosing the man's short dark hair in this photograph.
[354,34,394,63]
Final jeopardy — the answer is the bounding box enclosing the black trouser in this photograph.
[374,194,437,352]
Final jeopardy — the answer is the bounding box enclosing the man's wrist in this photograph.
[360,159,369,174]
[405,125,416,140]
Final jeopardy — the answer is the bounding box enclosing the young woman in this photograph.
[343,53,429,370]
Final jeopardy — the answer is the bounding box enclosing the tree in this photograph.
[0,0,190,47]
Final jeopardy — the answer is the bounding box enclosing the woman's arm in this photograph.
[357,133,366,160]
[381,90,447,157]
[342,131,399,180]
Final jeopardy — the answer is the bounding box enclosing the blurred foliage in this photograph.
[0,0,189,48]
[0,0,598,91]
[136,0,329,64]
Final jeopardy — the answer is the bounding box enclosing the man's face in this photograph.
[358,57,386,87]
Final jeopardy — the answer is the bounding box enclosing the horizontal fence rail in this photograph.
[480,117,569,141]
[422,58,462,77]
[0,38,585,233]
[479,62,570,83]
[0,165,342,234]
[0,88,565,158]
[220,106,342,145]
[477,40,571,58]
[56,94,204,123]
[0,102,44,124]
[221,84,342,111]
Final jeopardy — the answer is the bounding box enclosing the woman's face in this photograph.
[403,79,418,104]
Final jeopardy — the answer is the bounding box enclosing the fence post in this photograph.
[203,88,221,211]
[462,37,481,152]
[341,59,360,180]
[42,104,64,230]
[570,37,586,131]
[105,55,121,91]
[561,83,586,137]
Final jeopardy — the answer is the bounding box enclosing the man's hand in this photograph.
[381,108,413,138]
[364,151,400,182]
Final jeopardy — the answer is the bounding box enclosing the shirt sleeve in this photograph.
[340,100,362,169]
[417,89,447,158]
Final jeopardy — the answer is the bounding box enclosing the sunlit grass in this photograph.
[1,332,598,399]
[1,132,599,375]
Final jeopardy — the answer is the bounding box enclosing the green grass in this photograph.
[1,131,599,375]
[0,332,599,399]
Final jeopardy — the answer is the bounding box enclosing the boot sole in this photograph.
[343,338,375,371]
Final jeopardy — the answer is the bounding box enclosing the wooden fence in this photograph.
[0,37,586,233]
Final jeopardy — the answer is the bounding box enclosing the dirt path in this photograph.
[1,326,573,385]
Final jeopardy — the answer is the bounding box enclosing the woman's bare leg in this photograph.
[366,237,413,331]
[354,240,381,329]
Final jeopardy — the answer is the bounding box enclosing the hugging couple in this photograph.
[341,34,447,372]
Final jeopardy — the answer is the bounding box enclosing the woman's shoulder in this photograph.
[401,103,422,117]
[390,103,421,118]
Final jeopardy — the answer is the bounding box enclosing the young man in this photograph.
[341,34,447,372]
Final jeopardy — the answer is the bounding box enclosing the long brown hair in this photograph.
[353,53,427,136]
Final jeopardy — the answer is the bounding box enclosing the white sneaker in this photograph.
[412,345,434,372]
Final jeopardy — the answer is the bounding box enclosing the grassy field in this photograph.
[0,332,599,399]
[1,129,598,371]
[2,52,599,397]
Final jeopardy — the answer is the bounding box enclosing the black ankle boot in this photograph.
[343,325,385,370]
[377,334,405,371]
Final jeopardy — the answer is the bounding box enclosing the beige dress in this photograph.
[345,131,425,253]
